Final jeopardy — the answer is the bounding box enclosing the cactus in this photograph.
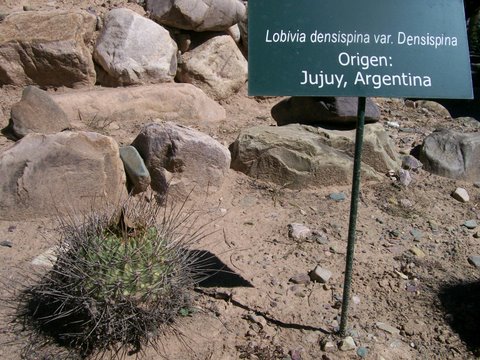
[16,196,210,358]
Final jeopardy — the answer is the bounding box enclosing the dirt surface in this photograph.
[1,1,480,359]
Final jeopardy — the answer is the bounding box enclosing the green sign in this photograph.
[248,0,473,99]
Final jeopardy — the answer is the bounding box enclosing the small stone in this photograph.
[401,155,422,170]
[0,240,12,248]
[329,192,346,201]
[119,146,151,195]
[400,199,413,208]
[468,255,480,269]
[376,322,400,335]
[475,182,480,189]
[312,231,329,244]
[464,220,478,229]
[397,169,412,186]
[288,223,312,241]
[410,228,423,241]
[289,349,302,360]
[352,295,361,305]
[386,121,400,128]
[321,340,336,352]
[289,273,311,285]
[356,346,368,358]
[452,188,469,203]
[409,246,426,258]
[428,220,439,232]
[474,231,480,239]
[339,336,356,351]
[31,247,59,268]
[404,100,416,108]
[309,265,332,283]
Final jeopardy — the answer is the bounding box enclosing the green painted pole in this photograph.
[339,96,366,337]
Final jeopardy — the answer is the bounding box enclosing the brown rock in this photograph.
[0,10,96,87]
[0,131,127,220]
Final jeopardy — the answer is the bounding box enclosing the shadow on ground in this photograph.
[439,280,480,356]
[189,249,253,288]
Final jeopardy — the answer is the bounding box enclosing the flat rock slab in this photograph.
[272,97,381,127]
[9,84,226,134]
[420,129,480,182]
[0,10,96,87]
[0,131,127,220]
[230,123,399,189]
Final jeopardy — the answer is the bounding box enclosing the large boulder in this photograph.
[6,84,226,134]
[0,10,96,87]
[132,122,231,196]
[6,86,70,140]
[94,8,178,86]
[177,35,247,100]
[147,0,246,32]
[272,97,381,127]
[419,129,480,182]
[230,123,399,189]
[0,132,127,220]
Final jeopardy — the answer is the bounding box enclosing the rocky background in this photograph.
[0,0,480,359]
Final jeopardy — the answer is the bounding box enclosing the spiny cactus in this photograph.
[16,196,212,359]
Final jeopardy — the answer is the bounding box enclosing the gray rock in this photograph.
[410,228,423,241]
[0,10,96,87]
[0,240,12,248]
[464,220,478,229]
[5,86,70,140]
[177,35,247,101]
[309,265,332,283]
[230,123,399,189]
[0,131,127,220]
[271,97,380,127]
[356,347,368,358]
[329,192,346,201]
[132,122,231,197]
[401,155,423,170]
[376,322,400,335]
[40,83,226,130]
[420,130,480,182]
[147,0,246,32]
[339,336,356,351]
[416,100,451,118]
[468,255,480,269]
[94,8,177,86]
[397,169,412,186]
[288,223,311,240]
[119,146,151,195]
[452,187,470,203]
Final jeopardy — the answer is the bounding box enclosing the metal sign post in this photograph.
[339,97,366,336]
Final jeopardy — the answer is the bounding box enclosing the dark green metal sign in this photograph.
[248,0,473,99]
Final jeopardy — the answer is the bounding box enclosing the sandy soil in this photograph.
[1,1,480,359]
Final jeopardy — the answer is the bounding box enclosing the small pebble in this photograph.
[397,169,412,186]
[288,223,311,240]
[464,220,477,229]
[468,255,480,269]
[410,228,423,241]
[309,265,332,283]
[376,322,400,335]
[339,336,356,351]
[452,188,469,203]
[329,192,346,201]
[357,346,368,358]
[0,240,12,248]
[401,155,422,170]
[409,246,426,258]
